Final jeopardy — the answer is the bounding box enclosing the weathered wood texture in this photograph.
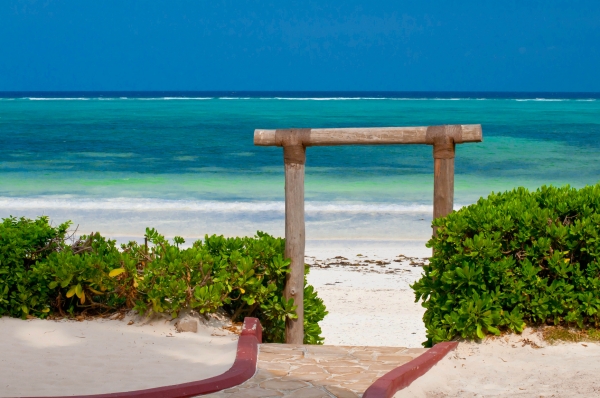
[283,145,306,345]
[254,124,482,147]
[428,125,460,238]
[433,157,454,236]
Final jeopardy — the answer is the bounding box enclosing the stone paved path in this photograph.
[204,344,428,397]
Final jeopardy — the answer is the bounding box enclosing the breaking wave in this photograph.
[0,197,449,213]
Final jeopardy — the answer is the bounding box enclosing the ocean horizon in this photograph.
[1,91,599,241]
[2,91,600,102]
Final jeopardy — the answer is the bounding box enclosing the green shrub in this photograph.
[195,231,327,344]
[413,184,600,347]
[33,232,130,316]
[0,217,327,344]
[0,216,70,318]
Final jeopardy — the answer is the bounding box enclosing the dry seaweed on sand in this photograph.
[541,326,600,344]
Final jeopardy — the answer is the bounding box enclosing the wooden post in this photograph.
[433,157,454,236]
[280,130,308,345]
[427,125,461,236]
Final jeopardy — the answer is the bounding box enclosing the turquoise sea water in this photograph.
[1,93,599,240]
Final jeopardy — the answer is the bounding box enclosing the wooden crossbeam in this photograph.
[254,124,482,146]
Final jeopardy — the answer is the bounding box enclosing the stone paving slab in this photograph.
[203,344,428,397]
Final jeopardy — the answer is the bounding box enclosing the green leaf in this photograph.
[476,324,484,339]
[60,275,73,288]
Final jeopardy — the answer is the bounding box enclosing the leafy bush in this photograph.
[33,232,130,316]
[0,217,70,317]
[413,185,600,347]
[196,231,327,344]
[0,217,327,344]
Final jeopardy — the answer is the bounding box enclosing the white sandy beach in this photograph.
[305,239,430,348]
[396,328,600,398]
[0,313,238,397]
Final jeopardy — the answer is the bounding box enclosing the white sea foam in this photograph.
[5,96,596,102]
[0,197,450,213]
[270,97,473,101]
[388,97,477,100]
[138,97,212,100]
[27,97,91,101]
[164,97,212,100]
[26,97,213,101]
[515,98,566,102]
[272,97,368,100]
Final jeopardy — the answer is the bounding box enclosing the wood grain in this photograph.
[433,157,454,237]
[254,124,482,147]
[283,147,306,345]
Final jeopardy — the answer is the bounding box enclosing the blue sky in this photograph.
[1,0,598,92]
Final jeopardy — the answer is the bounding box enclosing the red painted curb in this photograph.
[18,317,262,398]
[363,341,458,398]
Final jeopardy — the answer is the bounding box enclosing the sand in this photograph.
[305,239,430,348]
[0,312,238,397]
[396,328,600,398]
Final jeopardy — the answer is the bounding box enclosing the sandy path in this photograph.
[396,329,600,398]
[306,239,429,347]
[0,314,238,397]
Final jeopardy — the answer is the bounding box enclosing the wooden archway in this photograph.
[254,124,483,344]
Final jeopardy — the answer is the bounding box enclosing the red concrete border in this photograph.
[18,317,262,398]
[363,341,458,398]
